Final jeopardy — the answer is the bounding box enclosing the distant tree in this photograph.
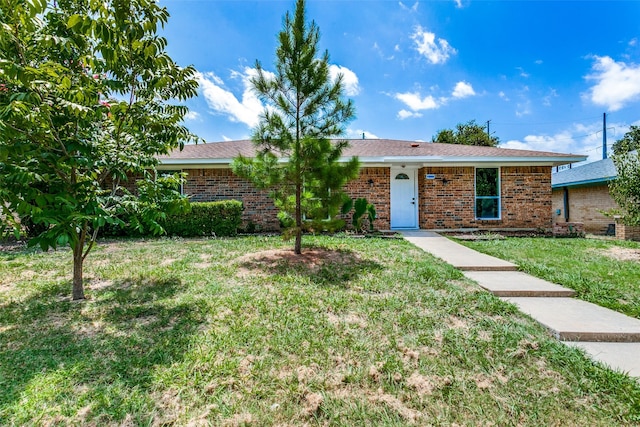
[609,127,640,226]
[0,0,199,300]
[612,125,640,155]
[434,120,499,147]
[232,0,359,254]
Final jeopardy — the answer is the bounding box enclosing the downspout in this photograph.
[563,187,569,222]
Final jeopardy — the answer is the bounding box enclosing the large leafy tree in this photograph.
[609,127,640,226]
[232,0,359,254]
[0,0,199,300]
[612,125,640,155]
[434,119,499,147]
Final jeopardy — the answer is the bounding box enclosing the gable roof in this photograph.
[159,139,586,167]
[551,157,617,188]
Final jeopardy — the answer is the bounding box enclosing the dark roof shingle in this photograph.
[160,139,585,164]
[552,157,618,187]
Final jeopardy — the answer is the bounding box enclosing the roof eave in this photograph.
[552,176,616,188]
[160,155,587,168]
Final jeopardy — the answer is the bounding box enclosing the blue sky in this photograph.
[160,0,640,163]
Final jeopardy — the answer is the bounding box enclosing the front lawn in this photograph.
[458,236,640,320]
[1,235,639,425]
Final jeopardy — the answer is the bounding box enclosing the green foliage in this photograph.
[303,218,346,234]
[0,0,199,299]
[351,197,376,232]
[434,120,499,146]
[612,125,640,155]
[609,151,640,226]
[231,0,359,254]
[160,201,243,238]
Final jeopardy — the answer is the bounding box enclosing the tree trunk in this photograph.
[295,181,302,255]
[72,242,85,300]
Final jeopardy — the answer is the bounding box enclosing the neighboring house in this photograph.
[159,139,585,232]
[551,158,618,235]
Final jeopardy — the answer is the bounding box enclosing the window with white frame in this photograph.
[475,168,500,219]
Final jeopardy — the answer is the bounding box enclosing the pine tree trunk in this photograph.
[295,181,302,255]
[72,241,85,300]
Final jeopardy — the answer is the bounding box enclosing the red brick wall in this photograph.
[551,184,617,235]
[343,167,390,230]
[419,167,475,229]
[501,166,552,229]
[182,167,393,231]
[418,166,552,230]
[183,169,280,231]
[182,165,553,232]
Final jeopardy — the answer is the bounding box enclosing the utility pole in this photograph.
[486,119,491,137]
[602,112,607,159]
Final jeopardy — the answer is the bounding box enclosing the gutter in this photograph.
[160,154,587,168]
[552,176,616,189]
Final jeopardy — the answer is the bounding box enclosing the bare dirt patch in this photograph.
[301,392,323,417]
[599,246,640,262]
[236,247,362,277]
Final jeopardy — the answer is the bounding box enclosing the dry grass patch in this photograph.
[599,246,640,262]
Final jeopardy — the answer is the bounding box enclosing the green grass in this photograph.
[457,236,640,319]
[1,235,639,425]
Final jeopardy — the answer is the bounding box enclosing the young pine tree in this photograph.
[232,0,359,254]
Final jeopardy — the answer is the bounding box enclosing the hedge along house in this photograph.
[158,139,586,232]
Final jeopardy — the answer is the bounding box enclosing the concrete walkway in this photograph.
[401,230,640,378]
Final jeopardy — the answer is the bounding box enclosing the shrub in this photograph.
[160,200,243,237]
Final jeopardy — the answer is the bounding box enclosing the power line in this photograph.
[493,115,603,126]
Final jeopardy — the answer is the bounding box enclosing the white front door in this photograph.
[391,168,418,229]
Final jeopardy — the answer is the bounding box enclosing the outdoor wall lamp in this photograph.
[368,178,374,187]
[442,178,450,185]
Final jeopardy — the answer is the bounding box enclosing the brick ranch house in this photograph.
[552,156,640,240]
[551,157,618,235]
[158,139,585,232]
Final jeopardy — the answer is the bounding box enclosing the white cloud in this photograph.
[585,55,640,111]
[397,109,423,120]
[516,67,530,78]
[347,128,380,139]
[630,38,638,47]
[515,100,532,117]
[501,120,634,163]
[221,135,233,142]
[196,69,265,128]
[410,26,456,65]
[395,91,439,111]
[184,110,200,121]
[498,91,510,101]
[453,0,463,8]
[329,65,361,96]
[452,81,475,98]
[399,1,419,12]
[542,88,558,107]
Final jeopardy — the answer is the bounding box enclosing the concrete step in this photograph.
[464,271,576,297]
[402,231,518,271]
[503,297,640,342]
[564,342,640,378]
